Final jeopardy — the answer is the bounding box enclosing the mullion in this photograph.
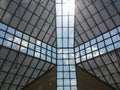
[12,0,55,25]
[0,0,21,50]
[0,27,56,64]
[56,0,76,89]
[0,47,11,86]
[7,0,33,57]
[75,0,118,45]
[100,1,120,84]
[108,31,120,75]
[21,64,56,89]
[76,0,101,43]
[36,61,50,78]
[79,0,118,82]
[0,51,20,90]
[2,0,55,48]
[75,28,120,62]
[0,20,54,62]
[44,15,56,47]
[1,0,120,90]
[41,8,55,48]
[99,53,119,89]
[75,0,119,88]
[74,0,119,59]
[77,48,119,89]
[101,33,119,88]
[7,54,30,89]
[16,57,35,88]
[0,0,13,22]
[17,60,39,89]
[22,0,43,43]
[31,0,53,41]
[0,49,12,87]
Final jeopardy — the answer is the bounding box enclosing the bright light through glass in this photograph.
[56,0,77,90]
[56,0,75,15]
[63,0,75,15]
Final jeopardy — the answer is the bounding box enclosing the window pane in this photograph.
[0,23,7,30]
[7,27,15,34]
[56,4,61,15]
[5,33,13,41]
[21,40,28,47]
[0,31,5,38]
[14,37,21,44]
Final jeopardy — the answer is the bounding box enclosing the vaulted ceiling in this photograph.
[0,0,120,90]
[75,0,120,47]
[0,0,56,47]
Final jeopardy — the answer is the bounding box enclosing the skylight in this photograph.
[56,0,77,90]
[75,27,120,63]
[0,22,56,64]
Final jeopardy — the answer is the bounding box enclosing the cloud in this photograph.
[14,37,21,44]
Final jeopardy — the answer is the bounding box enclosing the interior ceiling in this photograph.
[0,0,120,47]
[0,46,55,90]
[77,49,120,90]
[0,0,56,47]
[75,0,120,47]
[0,0,120,90]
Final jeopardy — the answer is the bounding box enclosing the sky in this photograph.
[0,22,120,64]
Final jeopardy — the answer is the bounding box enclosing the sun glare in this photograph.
[63,0,75,15]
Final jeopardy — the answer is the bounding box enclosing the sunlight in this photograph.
[63,0,75,15]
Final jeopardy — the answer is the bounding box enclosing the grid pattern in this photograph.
[0,0,56,47]
[0,46,55,90]
[75,0,120,47]
[57,49,77,90]
[75,25,120,90]
[77,49,120,89]
[75,26,120,63]
[0,0,120,90]
[56,0,77,90]
[0,22,56,64]
[74,0,120,89]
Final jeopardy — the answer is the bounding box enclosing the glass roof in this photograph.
[75,0,120,47]
[0,0,120,90]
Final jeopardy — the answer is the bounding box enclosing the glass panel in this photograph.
[56,4,61,15]
[7,27,15,34]
[57,39,62,47]
[63,16,68,27]
[56,0,77,89]
[0,30,5,38]
[0,22,56,64]
[21,40,28,47]
[0,23,7,30]
[57,17,62,27]
[63,28,68,38]
[13,37,21,44]
[69,16,74,27]
[23,34,29,41]
[57,28,62,38]
[15,31,22,37]
[5,33,14,41]
[76,26,120,63]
